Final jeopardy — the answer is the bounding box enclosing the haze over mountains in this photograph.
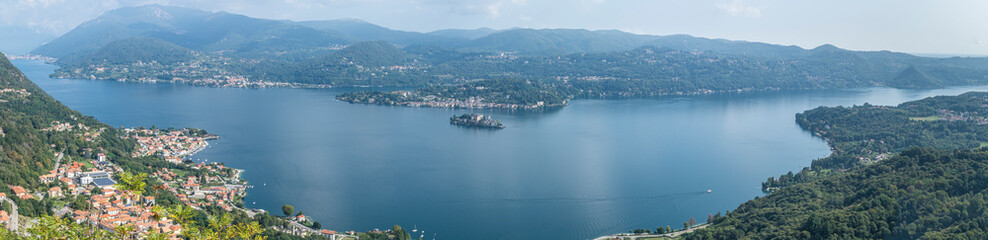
[24,4,870,59]
[20,4,988,101]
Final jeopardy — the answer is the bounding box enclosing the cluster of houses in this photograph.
[36,153,119,198]
[0,88,29,97]
[153,162,247,212]
[4,145,188,237]
[40,121,104,142]
[126,128,209,158]
[70,189,183,238]
[57,57,327,89]
[5,126,350,239]
[8,154,117,205]
[936,109,988,125]
[380,91,550,110]
[6,152,183,236]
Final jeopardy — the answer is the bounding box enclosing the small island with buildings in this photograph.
[450,114,505,129]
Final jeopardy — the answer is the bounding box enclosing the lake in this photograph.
[14,59,988,240]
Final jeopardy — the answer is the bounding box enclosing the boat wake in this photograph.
[480,191,708,203]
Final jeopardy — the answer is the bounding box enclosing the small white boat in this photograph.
[706,189,712,193]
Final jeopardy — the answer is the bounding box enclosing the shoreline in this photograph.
[594,223,710,240]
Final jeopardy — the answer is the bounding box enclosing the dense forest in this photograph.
[685,148,988,239]
[681,92,988,239]
[763,92,988,190]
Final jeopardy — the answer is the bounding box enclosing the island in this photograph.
[450,114,505,129]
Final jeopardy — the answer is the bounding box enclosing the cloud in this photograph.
[420,0,526,18]
[715,0,761,18]
[17,0,65,8]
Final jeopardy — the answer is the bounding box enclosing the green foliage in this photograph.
[59,38,195,67]
[311,221,321,230]
[764,92,988,191]
[684,149,988,240]
[391,225,412,240]
[686,93,988,239]
[282,204,294,217]
[28,216,115,239]
[329,41,409,67]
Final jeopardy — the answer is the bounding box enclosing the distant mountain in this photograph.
[295,19,462,46]
[648,34,807,58]
[889,66,941,88]
[59,38,195,66]
[32,4,988,91]
[32,5,349,59]
[0,26,57,55]
[323,41,410,67]
[462,29,661,55]
[458,29,817,57]
[427,28,500,40]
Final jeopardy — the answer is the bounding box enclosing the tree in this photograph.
[312,221,322,230]
[666,226,672,233]
[282,204,294,217]
[113,224,136,239]
[708,214,714,224]
[689,216,696,226]
[392,225,411,240]
[114,172,148,203]
[684,222,690,230]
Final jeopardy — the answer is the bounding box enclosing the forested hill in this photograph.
[0,53,141,189]
[761,92,988,190]
[58,38,195,67]
[684,148,988,240]
[680,92,988,239]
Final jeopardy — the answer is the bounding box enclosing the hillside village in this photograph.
[2,125,359,239]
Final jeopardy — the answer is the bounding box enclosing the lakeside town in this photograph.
[44,55,333,89]
[2,123,358,239]
[337,90,562,110]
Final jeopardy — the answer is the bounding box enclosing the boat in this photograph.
[706,189,712,193]
[413,225,417,232]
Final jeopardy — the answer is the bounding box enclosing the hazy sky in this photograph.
[2,0,988,55]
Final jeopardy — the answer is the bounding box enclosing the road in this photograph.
[1,196,18,231]
[289,220,321,235]
[232,205,257,218]
[593,224,709,240]
[52,152,64,170]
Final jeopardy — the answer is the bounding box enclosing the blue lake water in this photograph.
[14,59,988,240]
